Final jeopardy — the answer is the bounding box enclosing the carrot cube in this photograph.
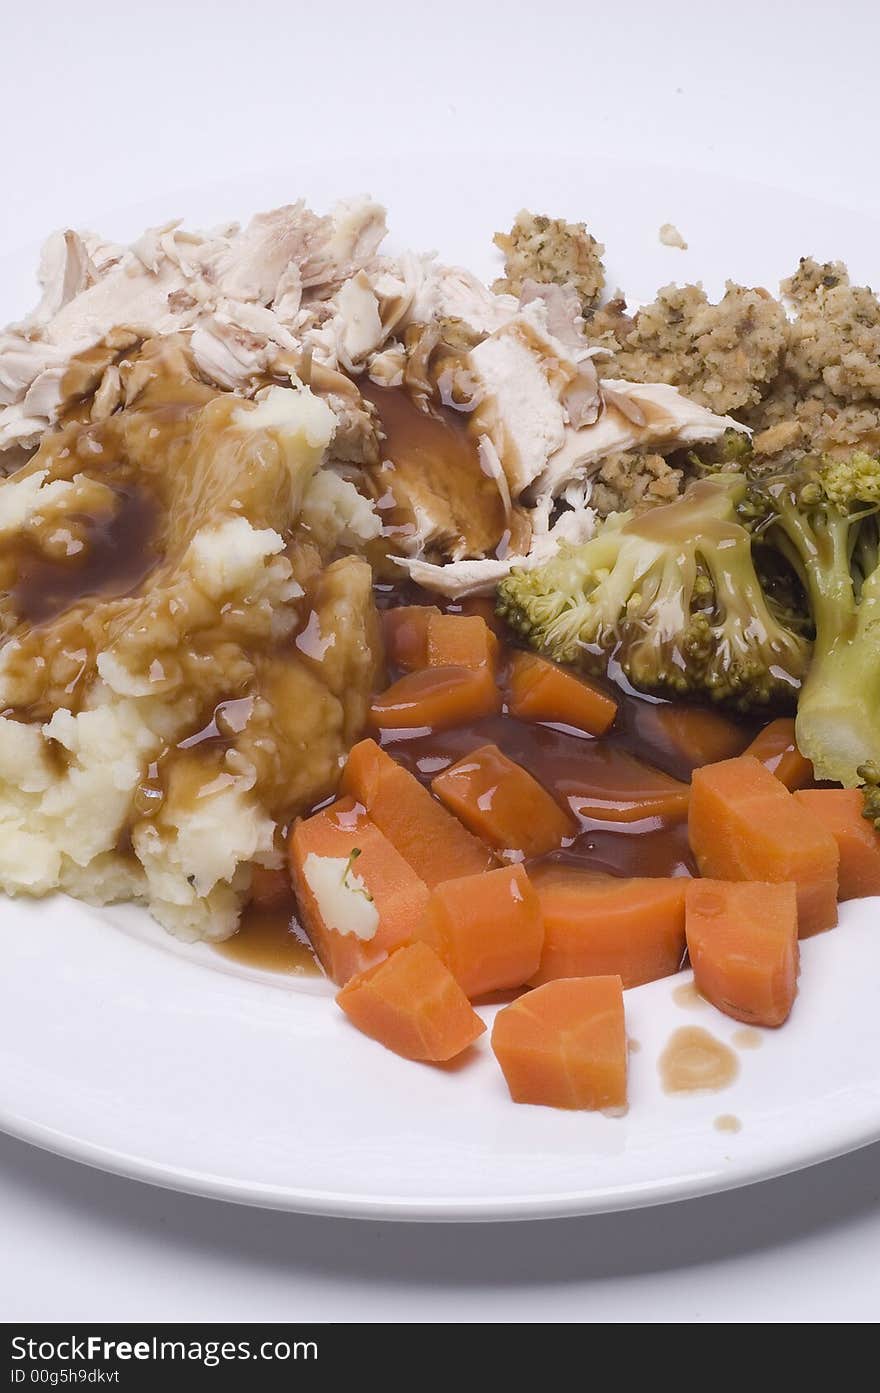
[507,651,617,737]
[685,880,799,1027]
[492,976,627,1110]
[341,738,495,885]
[336,942,486,1062]
[414,864,544,997]
[744,718,814,790]
[431,743,574,858]
[562,748,691,823]
[456,596,505,635]
[369,665,501,731]
[289,797,430,985]
[794,788,880,900]
[248,864,291,910]
[529,865,686,988]
[381,605,439,671]
[688,756,839,936]
[426,612,499,671]
[643,703,750,771]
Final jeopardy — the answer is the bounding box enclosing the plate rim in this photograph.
[3,1089,879,1222]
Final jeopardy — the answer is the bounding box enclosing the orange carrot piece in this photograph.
[432,743,574,857]
[369,665,501,731]
[562,748,691,824]
[381,605,440,671]
[249,864,291,910]
[528,865,686,988]
[794,789,880,900]
[685,880,799,1027]
[336,942,486,1062]
[456,596,505,635]
[744,718,814,790]
[414,864,544,997]
[289,797,430,986]
[341,738,495,886]
[491,976,627,1110]
[688,756,839,937]
[644,704,750,771]
[426,612,499,671]
[507,651,617,737]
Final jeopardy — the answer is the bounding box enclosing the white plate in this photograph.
[2,156,880,1220]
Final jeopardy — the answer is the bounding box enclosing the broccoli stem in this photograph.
[796,563,880,785]
[761,494,875,784]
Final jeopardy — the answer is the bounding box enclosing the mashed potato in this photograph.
[0,337,382,940]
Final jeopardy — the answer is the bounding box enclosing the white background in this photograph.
[3,0,880,1323]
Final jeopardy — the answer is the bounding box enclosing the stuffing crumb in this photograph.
[659,223,688,251]
[597,281,789,416]
[751,419,804,457]
[581,252,880,461]
[744,259,880,456]
[589,451,684,516]
[493,210,605,308]
[782,256,849,303]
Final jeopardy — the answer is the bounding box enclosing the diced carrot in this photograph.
[341,738,495,885]
[528,865,686,988]
[369,665,501,731]
[336,941,486,1062]
[491,976,627,1111]
[685,880,799,1028]
[456,596,505,636]
[431,743,574,857]
[744,718,814,790]
[381,605,439,671]
[248,864,291,910]
[560,747,691,824]
[414,864,544,997]
[688,756,839,937]
[426,612,499,671]
[289,797,430,985]
[794,788,880,900]
[507,651,617,737]
[643,704,750,771]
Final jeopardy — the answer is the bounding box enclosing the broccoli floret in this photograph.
[746,451,880,785]
[859,761,880,830]
[496,476,809,710]
[753,544,815,639]
[686,427,755,477]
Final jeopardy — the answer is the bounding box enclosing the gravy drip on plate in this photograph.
[214,903,319,975]
[659,1027,740,1095]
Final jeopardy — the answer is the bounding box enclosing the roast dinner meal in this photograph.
[3,196,880,1113]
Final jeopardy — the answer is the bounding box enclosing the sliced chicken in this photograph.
[532,378,749,500]
[0,198,388,453]
[465,303,606,497]
[396,491,597,597]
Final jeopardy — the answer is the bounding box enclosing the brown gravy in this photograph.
[213,901,320,976]
[672,981,708,1010]
[373,612,716,880]
[714,1114,742,1134]
[9,484,160,626]
[659,1027,740,1095]
[360,381,511,559]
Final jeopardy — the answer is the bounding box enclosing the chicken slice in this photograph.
[395,492,597,598]
[531,378,749,500]
[0,198,388,453]
[466,303,604,497]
